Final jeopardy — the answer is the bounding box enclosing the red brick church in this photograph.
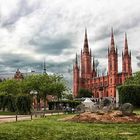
[73,29,132,98]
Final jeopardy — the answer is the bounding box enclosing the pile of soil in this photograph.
[62,111,140,123]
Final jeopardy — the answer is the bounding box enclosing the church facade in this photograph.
[73,29,132,98]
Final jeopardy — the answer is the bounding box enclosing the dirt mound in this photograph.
[63,111,140,123]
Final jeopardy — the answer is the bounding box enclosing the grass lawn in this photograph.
[0,111,16,115]
[0,115,140,140]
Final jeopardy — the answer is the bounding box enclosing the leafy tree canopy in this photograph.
[0,79,20,95]
[77,88,92,98]
[124,71,140,85]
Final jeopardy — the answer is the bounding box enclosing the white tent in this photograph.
[82,98,94,109]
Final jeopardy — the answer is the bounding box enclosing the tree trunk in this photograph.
[44,97,46,111]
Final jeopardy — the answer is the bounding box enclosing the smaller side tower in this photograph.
[92,57,96,77]
[73,54,79,97]
[122,33,132,83]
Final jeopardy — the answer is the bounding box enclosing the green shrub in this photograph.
[0,93,5,110]
[6,94,16,112]
[118,85,140,107]
[0,93,16,112]
[16,94,32,114]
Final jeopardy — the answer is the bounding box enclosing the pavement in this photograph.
[0,115,32,123]
[0,112,64,123]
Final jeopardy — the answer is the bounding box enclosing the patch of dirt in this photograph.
[62,111,140,123]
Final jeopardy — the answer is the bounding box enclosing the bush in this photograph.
[0,93,16,112]
[16,94,32,114]
[0,93,5,110]
[118,85,140,107]
[6,94,16,112]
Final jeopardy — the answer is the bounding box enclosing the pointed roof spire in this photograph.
[111,28,115,46]
[43,59,46,74]
[124,32,128,55]
[92,56,95,69]
[75,53,78,65]
[83,28,89,53]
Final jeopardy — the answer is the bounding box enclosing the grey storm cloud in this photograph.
[46,60,73,73]
[0,0,41,28]
[0,53,42,72]
[30,35,74,55]
[93,47,108,59]
[91,11,140,44]
[0,52,74,75]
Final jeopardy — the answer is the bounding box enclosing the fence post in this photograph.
[31,112,32,120]
[16,113,18,122]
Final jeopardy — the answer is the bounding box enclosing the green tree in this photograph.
[21,75,44,110]
[118,71,140,107]
[77,88,92,98]
[40,74,67,110]
[39,74,53,111]
[21,74,67,111]
[62,92,73,100]
[118,85,140,107]
[0,79,20,95]
[124,71,140,85]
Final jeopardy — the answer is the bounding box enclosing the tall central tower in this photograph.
[108,29,118,97]
[81,29,92,79]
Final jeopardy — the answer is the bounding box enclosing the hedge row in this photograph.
[118,85,140,107]
[0,93,32,114]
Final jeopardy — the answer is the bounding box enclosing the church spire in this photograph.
[43,59,46,74]
[92,56,95,68]
[124,33,128,55]
[83,28,89,53]
[110,28,115,51]
[75,53,78,65]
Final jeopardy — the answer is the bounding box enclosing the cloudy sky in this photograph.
[0,0,140,87]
